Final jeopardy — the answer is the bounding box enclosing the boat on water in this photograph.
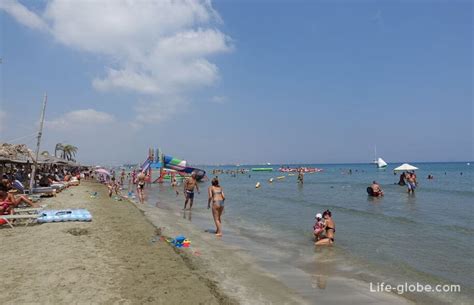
[372,145,387,169]
[251,168,273,172]
[375,157,388,169]
[278,167,323,173]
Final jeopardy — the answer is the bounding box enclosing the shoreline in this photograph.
[131,185,414,305]
[3,180,458,304]
[0,181,237,305]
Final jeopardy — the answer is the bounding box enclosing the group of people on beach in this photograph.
[0,178,39,217]
[0,167,85,220]
[105,169,227,236]
[105,169,148,203]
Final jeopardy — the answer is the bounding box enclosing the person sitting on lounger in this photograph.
[39,174,52,187]
[0,191,13,215]
[1,179,38,208]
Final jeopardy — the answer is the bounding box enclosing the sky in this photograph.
[0,0,472,165]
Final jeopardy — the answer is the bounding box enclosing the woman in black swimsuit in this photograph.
[315,210,335,246]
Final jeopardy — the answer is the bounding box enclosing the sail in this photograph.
[377,158,388,168]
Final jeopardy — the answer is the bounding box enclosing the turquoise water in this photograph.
[141,162,473,304]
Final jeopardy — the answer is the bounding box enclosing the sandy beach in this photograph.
[0,181,236,305]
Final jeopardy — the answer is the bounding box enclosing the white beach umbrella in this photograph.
[393,163,419,171]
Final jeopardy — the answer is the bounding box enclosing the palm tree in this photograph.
[40,151,50,157]
[54,143,64,158]
[62,144,78,161]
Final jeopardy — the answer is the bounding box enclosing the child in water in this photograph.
[313,213,325,241]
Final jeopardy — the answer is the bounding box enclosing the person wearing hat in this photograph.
[313,213,325,241]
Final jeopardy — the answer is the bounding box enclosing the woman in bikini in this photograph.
[208,177,226,236]
[315,210,335,246]
[0,179,38,208]
[136,172,146,204]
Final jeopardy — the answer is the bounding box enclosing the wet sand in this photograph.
[135,191,412,305]
[0,181,236,305]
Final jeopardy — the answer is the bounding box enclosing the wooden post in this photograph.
[29,93,47,191]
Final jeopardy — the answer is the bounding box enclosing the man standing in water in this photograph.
[183,172,200,210]
[297,169,304,184]
[406,172,416,194]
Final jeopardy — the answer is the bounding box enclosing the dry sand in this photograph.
[0,181,237,305]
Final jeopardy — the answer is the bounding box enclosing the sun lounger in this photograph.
[13,207,43,215]
[51,183,66,191]
[31,187,55,194]
[24,187,56,197]
[0,214,39,228]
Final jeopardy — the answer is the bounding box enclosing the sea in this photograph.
[127,162,473,304]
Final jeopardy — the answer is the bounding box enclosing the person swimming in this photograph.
[368,181,384,197]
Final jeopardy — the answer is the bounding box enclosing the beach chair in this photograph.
[24,187,56,196]
[0,214,39,229]
[13,207,43,215]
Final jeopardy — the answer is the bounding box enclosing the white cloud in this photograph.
[43,0,217,55]
[1,0,232,125]
[92,68,162,94]
[133,96,188,125]
[0,0,48,31]
[46,109,116,129]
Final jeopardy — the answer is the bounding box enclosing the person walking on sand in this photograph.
[136,172,146,203]
[183,172,200,210]
[315,210,335,246]
[107,177,121,198]
[120,169,126,185]
[208,177,225,236]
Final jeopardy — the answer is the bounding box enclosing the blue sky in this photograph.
[0,0,472,165]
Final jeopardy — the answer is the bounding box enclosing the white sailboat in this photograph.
[376,157,387,169]
[373,146,387,169]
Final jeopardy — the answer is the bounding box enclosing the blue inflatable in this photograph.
[37,209,92,223]
[171,235,186,247]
